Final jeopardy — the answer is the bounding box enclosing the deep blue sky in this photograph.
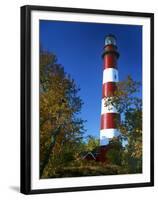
[40,20,142,139]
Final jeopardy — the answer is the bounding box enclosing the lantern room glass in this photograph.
[105,35,116,46]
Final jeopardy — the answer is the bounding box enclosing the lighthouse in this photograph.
[100,35,120,146]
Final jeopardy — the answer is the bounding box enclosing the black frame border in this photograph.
[20,5,154,194]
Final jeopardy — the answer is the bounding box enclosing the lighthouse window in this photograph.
[105,36,116,46]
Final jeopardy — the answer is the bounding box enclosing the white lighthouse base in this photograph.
[100,129,120,146]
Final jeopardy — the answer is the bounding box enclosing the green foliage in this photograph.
[45,160,131,178]
[40,50,86,178]
[106,138,123,166]
[85,135,100,152]
[104,75,142,173]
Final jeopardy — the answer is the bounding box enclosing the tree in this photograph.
[85,135,100,152]
[104,76,142,173]
[40,50,85,178]
[106,137,123,166]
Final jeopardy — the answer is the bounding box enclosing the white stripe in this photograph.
[100,129,120,139]
[103,68,119,83]
[101,98,118,114]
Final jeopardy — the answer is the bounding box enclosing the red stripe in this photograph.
[100,113,120,129]
[102,82,117,97]
[103,54,117,69]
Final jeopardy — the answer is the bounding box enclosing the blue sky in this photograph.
[40,20,142,139]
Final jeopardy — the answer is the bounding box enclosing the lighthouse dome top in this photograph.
[105,35,117,46]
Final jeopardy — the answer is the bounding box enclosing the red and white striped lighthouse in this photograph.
[100,35,120,146]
